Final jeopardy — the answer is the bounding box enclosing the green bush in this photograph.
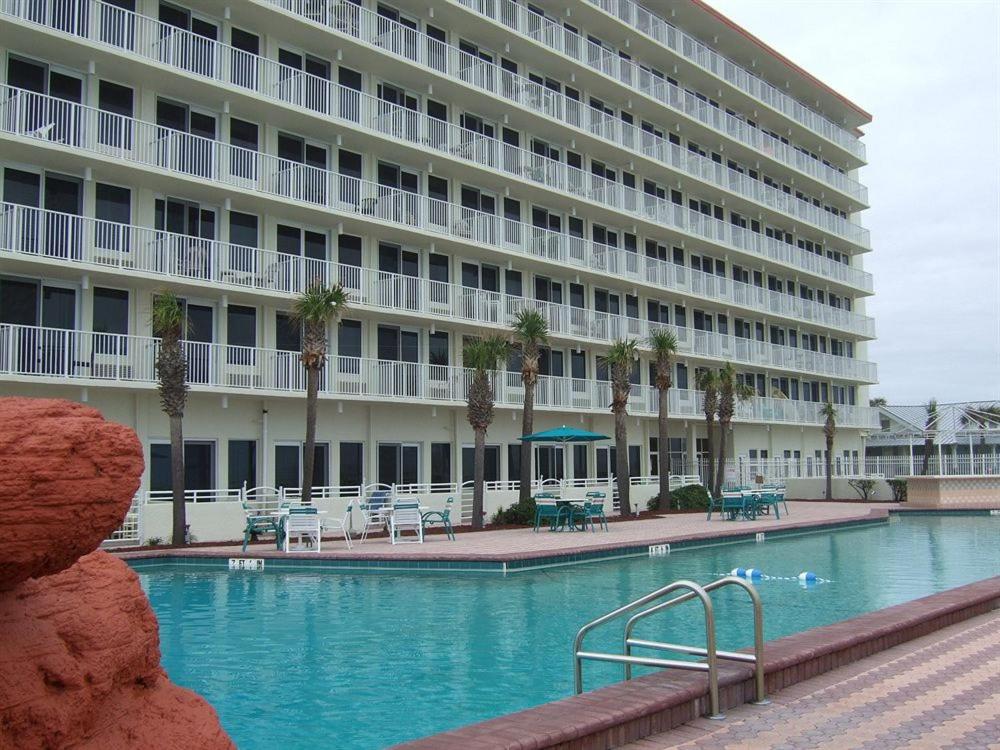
[647,484,711,512]
[887,479,907,503]
[848,478,877,501]
[491,497,537,525]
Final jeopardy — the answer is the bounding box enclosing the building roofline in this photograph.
[690,0,873,124]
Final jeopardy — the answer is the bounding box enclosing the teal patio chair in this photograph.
[572,499,608,532]
[422,497,456,540]
[240,498,280,551]
[533,491,562,532]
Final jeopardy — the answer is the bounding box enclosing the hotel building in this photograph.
[0,0,879,524]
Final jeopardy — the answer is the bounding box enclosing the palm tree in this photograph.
[821,402,837,500]
[714,363,755,497]
[648,329,678,505]
[291,282,349,504]
[921,398,938,475]
[511,309,548,504]
[464,334,509,529]
[600,339,639,515]
[696,368,719,493]
[869,396,887,408]
[152,292,188,546]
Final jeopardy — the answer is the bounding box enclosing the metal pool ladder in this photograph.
[573,576,768,719]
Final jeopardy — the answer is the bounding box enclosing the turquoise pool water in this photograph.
[138,515,1000,749]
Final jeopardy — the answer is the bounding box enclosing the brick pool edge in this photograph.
[392,576,1000,750]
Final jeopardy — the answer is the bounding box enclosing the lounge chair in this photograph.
[390,501,424,544]
[322,503,353,549]
[284,506,322,552]
[422,497,456,540]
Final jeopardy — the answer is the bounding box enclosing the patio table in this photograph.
[536,499,588,531]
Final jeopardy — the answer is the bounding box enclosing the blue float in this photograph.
[731,567,763,579]
[797,571,817,582]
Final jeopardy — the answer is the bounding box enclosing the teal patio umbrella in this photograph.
[520,425,609,442]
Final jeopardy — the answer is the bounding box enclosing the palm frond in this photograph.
[510,308,549,346]
[647,328,678,357]
[291,282,350,326]
[463,334,510,372]
[151,292,187,340]
[599,338,639,370]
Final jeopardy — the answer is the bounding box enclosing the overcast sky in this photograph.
[705,0,1000,406]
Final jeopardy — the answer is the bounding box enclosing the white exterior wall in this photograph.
[0,0,876,543]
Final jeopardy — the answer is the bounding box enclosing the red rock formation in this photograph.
[0,397,235,750]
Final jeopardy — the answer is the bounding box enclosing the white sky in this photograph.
[704,0,1000,405]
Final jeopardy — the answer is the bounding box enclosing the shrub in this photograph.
[647,484,711,512]
[491,497,537,526]
[145,537,163,547]
[887,479,907,503]
[848,478,877,501]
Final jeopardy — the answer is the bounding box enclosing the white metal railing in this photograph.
[717,454,1000,484]
[255,0,868,200]
[0,204,878,383]
[0,323,881,428]
[102,494,143,545]
[0,0,870,249]
[0,88,876,337]
[580,0,867,160]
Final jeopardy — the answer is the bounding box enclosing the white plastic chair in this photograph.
[390,501,424,544]
[322,503,354,549]
[284,508,322,553]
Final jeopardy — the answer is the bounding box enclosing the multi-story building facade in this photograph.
[0,0,880,516]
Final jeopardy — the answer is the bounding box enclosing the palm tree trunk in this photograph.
[657,387,669,506]
[714,422,727,498]
[614,408,630,515]
[921,439,932,475]
[518,382,534,503]
[301,366,319,503]
[703,418,715,492]
[473,427,486,529]
[825,437,834,500]
[169,414,186,545]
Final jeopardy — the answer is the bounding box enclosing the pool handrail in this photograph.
[573,580,722,718]
[622,576,768,707]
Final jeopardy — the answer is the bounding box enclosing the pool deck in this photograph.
[392,576,1000,750]
[116,501,903,568]
[623,609,1000,750]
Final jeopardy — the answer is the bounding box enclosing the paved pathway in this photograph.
[622,610,1000,750]
[120,501,893,560]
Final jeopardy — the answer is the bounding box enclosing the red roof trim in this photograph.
[690,0,872,122]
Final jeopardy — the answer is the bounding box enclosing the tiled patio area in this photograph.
[623,609,1000,750]
[118,501,896,564]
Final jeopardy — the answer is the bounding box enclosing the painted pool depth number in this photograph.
[229,558,265,571]
[648,543,671,556]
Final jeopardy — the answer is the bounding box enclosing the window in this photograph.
[150,441,215,493]
[93,287,128,354]
[274,443,329,488]
[228,440,256,490]
[339,442,364,488]
[573,444,588,478]
[463,445,500,483]
[338,319,362,358]
[431,443,451,485]
[507,443,521,482]
[227,305,256,348]
[378,443,419,486]
[95,184,131,251]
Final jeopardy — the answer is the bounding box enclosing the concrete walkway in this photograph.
[119,501,895,562]
[622,610,1000,750]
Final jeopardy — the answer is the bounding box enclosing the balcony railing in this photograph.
[0,87,876,338]
[0,203,878,383]
[0,323,881,428]
[0,0,867,202]
[579,0,866,159]
[0,0,872,249]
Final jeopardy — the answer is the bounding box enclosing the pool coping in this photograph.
[389,575,1000,749]
[119,508,908,573]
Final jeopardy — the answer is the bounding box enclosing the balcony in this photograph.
[0,203,879,383]
[0,0,871,247]
[255,0,869,200]
[0,323,882,428]
[0,87,877,337]
[0,0,868,204]
[579,0,867,160]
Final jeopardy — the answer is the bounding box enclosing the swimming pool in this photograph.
[136,515,1000,749]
